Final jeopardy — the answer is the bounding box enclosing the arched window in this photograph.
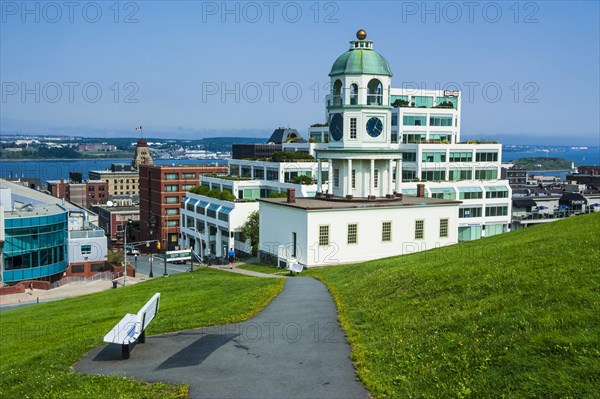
[350,83,358,105]
[367,79,383,105]
[333,80,343,106]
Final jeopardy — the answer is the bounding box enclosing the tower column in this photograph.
[395,159,402,193]
[327,159,334,195]
[369,159,375,197]
[388,159,394,195]
[317,159,323,194]
[346,159,353,197]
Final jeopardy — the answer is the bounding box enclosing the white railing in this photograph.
[50,271,113,288]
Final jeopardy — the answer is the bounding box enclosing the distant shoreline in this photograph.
[0,158,132,162]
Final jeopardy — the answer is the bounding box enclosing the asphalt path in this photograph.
[128,254,200,277]
[75,277,368,399]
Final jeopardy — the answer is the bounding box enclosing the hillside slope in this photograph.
[309,213,600,398]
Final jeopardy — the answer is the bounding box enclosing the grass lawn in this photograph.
[307,213,600,398]
[237,262,290,275]
[0,268,284,398]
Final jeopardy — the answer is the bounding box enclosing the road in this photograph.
[127,254,211,277]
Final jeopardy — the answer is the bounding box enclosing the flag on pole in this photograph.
[135,125,143,131]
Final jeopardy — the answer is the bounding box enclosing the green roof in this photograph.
[329,46,393,77]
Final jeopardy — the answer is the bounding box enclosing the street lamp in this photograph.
[123,219,132,286]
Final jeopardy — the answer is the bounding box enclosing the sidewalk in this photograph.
[0,275,147,307]
[208,264,286,278]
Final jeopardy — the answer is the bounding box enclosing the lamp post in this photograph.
[163,239,168,276]
[123,219,132,286]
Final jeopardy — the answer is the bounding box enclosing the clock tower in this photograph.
[315,30,403,199]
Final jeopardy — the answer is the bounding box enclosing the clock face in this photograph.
[366,117,383,138]
[329,113,344,141]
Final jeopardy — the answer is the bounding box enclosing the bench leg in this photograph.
[122,344,130,360]
[139,330,146,344]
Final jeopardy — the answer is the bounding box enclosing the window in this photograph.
[182,184,195,191]
[422,151,446,163]
[485,205,508,217]
[475,169,498,180]
[166,220,179,227]
[485,187,509,198]
[449,169,472,181]
[402,152,417,162]
[439,219,449,238]
[414,96,433,108]
[352,169,356,189]
[165,208,179,216]
[403,133,426,143]
[459,187,483,200]
[182,172,196,179]
[347,223,357,244]
[374,169,379,188]
[391,114,398,126]
[319,225,330,246]
[165,196,178,204]
[414,220,424,240]
[165,184,178,192]
[403,115,427,126]
[421,170,446,181]
[81,245,92,255]
[476,151,499,162]
[459,207,482,218]
[165,173,179,180]
[333,169,340,188]
[449,151,473,162]
[382,221,392,242]
[350,118,357,139]
[430,188,456,200]
[429,115,453,126]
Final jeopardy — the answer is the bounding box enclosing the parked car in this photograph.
[127,248,140,255]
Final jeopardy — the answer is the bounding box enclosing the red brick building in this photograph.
[139,164,228,251]
[47,179,108,208]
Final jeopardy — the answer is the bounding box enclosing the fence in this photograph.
[50,271,113,289]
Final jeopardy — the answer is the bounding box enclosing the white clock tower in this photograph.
[316,30,403,199]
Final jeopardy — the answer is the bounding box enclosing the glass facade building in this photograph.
[2,210,68,283]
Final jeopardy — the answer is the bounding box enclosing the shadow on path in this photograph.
[74,277,368,399]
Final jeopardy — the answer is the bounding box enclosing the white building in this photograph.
[179,156,328,258]
[307,31,511,241]
[259,188,459,267]
[259,30,466,268]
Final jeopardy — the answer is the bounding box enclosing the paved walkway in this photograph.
[74,277,368,399]
[0,276,147,309]
[208,264,286,278]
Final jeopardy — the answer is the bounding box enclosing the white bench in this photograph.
[286,259,303,275]
[103,293,161,359]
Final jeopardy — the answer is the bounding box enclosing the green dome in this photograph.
[329,45,393,77]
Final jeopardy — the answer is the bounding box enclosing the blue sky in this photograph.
[1,1,599,145]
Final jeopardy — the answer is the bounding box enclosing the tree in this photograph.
[107,248,124,266]
[241,210,260,255]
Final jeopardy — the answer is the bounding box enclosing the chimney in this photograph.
[417,183,425,198]
[287,188,296,203]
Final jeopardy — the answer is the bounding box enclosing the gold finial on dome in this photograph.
[356,29,367,40]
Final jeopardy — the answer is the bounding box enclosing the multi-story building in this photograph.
[94,200,140,245]
[502,167,528,186]
[231,128,303,159]
[257,29,511,268]
[138,164,228,252]
[1,179,108,284]
[306,32,511,241]
[179,162,327,258]
[88,163,139,197]
[47,179,108,209]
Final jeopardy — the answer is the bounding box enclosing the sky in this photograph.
[1,1,599,145]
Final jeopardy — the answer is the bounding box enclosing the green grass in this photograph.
[0,268,284,399]
[237,262,290,275]
[307,213,600,398]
